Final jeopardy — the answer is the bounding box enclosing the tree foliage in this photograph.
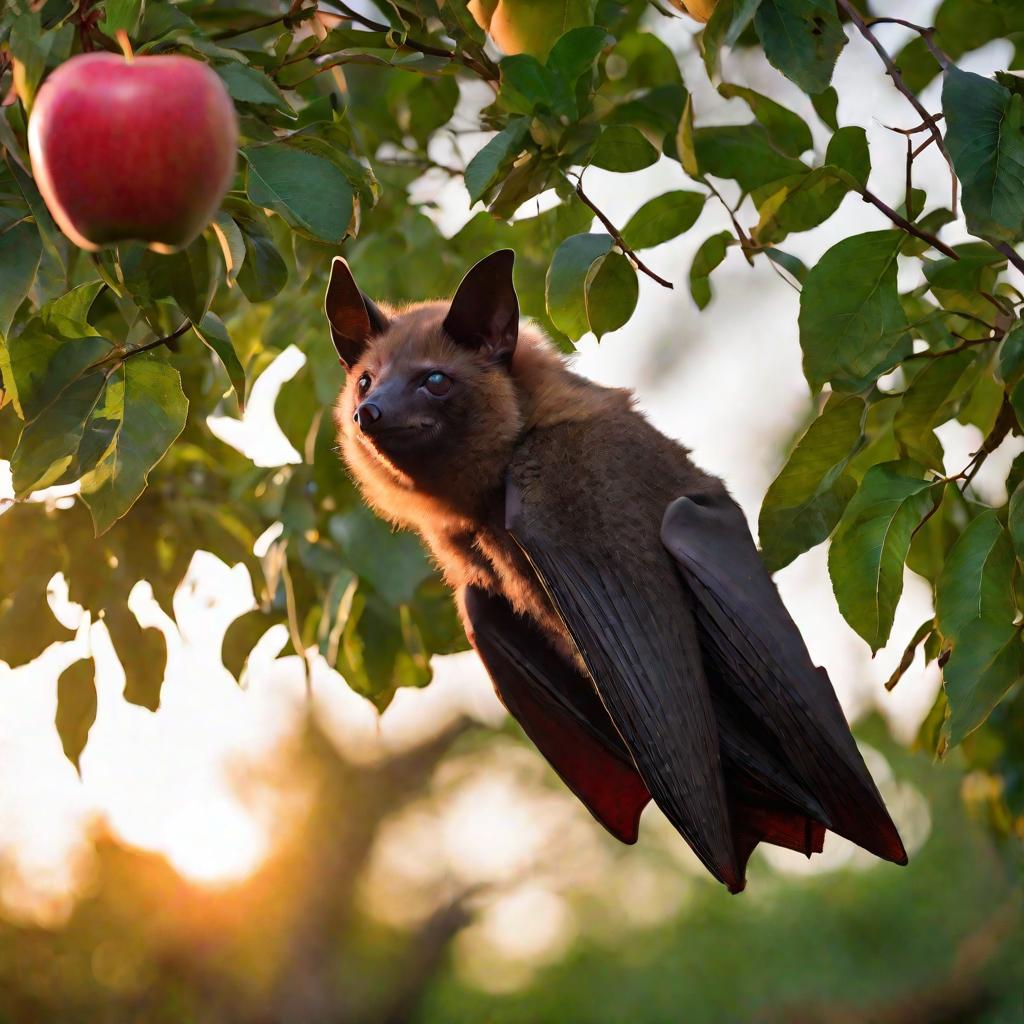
[1,0,1024,835]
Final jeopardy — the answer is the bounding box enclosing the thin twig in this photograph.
[884,112,944,136]
[903,335,995,361]
[212,7,316,40]
[905,136,915,221]
[858,187,959,259]
[318,0,498,83]
[837,0,957,211]
[574,175,674,289]
[993,240,1024,277]
[121,320,192,359]
[953,399,1016,491]
[911,133,936,160]
[704,178,754,265]
[867,16,951,68]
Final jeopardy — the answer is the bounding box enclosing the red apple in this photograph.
[28,52,238,253]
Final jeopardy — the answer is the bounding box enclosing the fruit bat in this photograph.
[327,248,908,893]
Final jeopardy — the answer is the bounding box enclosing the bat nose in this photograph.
[354,401,382,431]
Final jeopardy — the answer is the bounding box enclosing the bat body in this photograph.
[328,250,907,892]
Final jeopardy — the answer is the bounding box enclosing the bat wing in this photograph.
[505,482,743,892]
[660,492,908,866]
[462,584,650,843]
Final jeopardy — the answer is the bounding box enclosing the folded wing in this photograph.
[660,493,907,866]
[505,482,743,892]
[462,584,650,843]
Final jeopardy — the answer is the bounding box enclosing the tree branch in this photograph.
[575,176,674,289]
[836,0,957,211]
[993,239,1024,277]
[866,17,951,69]
[212,6,316,40]
[857,187,959,260]
[317,0,498,83]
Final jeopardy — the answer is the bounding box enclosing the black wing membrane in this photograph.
[506,489,743,892]
[462,585,650,843]
[661,493,908,867]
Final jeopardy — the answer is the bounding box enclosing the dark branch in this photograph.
[212,6,316,40]
[575,176,674,289]
[837,0,957,210]
[317,0,498,83]
[121,320,192,359]
[993,240,1024,277]
[857,188,959,260]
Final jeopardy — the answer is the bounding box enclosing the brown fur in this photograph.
[334,299,715,659]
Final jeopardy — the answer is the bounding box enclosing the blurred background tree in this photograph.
[1,0,1024,1019]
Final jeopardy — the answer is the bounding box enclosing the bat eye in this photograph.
[357,373,371,393]
[423,371,452,396]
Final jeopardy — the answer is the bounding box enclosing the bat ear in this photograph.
[325,256,390,369]
[443,249,519,362]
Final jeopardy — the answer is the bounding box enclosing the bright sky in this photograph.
[0,0,1009,977]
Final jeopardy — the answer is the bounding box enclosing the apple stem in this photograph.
[115,29,134,62]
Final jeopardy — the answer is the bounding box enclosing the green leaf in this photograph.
[764,246,808,283]
[545,232,612,341]
[11,369,112,495]
[621,191,705,250]
[936,510,1016,645]
[702,0,763,79]
[56,656,97,774]
[943,620,1023,746]
[0,575,73,668]
[215,62,293,114]
[546,25,608,85]
[0,220,42,337]
[893,351,976,471]
[676,94,699,178]
[328,506,432,607]
[222,609,282,681]
[465,119,530,205]
[591,125,658,172]
[244,145,354,244]
[811,86,839,130]
[0,315,112,421]
[943,67,1024,243]
[689,231,732,309]
[212,212,246,288]
[40,281,105,326]
[693,124,807,192]
[9,13,74,112]
[754,0,847,95]
[825,125,870,187]
[758,394,865,572]
[798,230,910,391]
[585,252,638,340]
[828,460,937,652]
[498,55,560,115]
[1000,319,1024,425]
[718,83,812,157]
[119,239,215,324]
[752,167,848,246]
[192,313,245,413]
[79,355,189,534]
[233,211,288,302]
[1010,475,1024,561]
[99,0,143,37]
[105,604,167,712]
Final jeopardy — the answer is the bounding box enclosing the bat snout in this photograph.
[353,401,383,432]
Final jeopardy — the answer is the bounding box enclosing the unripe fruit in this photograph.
[468,0,590,60]
[28,52,238,253]
[669,0,719,23]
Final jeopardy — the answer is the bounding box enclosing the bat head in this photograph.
[328,250,524,503]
